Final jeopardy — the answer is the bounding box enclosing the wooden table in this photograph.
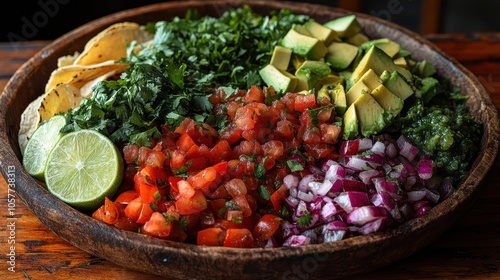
[1,33,499,279]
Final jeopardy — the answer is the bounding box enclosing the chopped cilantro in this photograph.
[258,185,270,200]
[297,210,312,227]
[286,159,304,172]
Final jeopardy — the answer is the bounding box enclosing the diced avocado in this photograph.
[270,46,292,71]
[295,77,309,92]
[360,38,400,58]
[339,71,354,91]
[292,24,313,37]
[291,54,305,70]
[396,48,412,58]
[346,33,369,46]
[303,20,338,45]
[393,57,407,68]
[330,83,347,116]
[353,93,386,137]
[316,84,332,106]
[324,15,362,38]
[342,104,359,140]
[370,84,403,117]
[416,77,442,103]
[346,80,370,107]
[351,45,413,83]
[281,26,328,60]
[359,69,382,90]
[381,70,414,100]
[325,42,359,71]
[315,74,344,92]
[295,60,331,90]
[416,60,437,77]
[259,64,297,94]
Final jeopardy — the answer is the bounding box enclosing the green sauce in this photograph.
[389,80,482,183]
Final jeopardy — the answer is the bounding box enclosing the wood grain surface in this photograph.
[1,33,499,279]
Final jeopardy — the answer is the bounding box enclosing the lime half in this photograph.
[22,115,66,181]
[45,129,124,211]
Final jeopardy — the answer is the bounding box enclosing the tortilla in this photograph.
[73,22,153,66]
[19,95,44,154]
[57,52,80,67]
[38,83,81,122]
[45,60,128,93]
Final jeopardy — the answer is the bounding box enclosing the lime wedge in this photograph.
[45,129,124,211]
[22,115,66,181]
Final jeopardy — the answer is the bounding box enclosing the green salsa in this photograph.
[389,79,482,183]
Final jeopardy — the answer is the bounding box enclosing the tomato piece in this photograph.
[223,228,255,248]
[243,85,264,103]
[170,150,186,170]
[115,190,140,204]
[134,171,160,204]
[231,195,252,217]
[276,120,295,139]
[234,105,258,130]
[187,166,217,192]
[177,179,196,199]
[123,144,139,165]
[137,146,152,166]
[145,150,167,168]
[174,118,195,135]
[303,127,322,144]
[224,178,247,198]
[320,123,341,144]
[294,93,316,112]
[262,140,284,160]
[225,101,242,119]
[197,227,224,246]
[113,216,139,232]
[270,184,288,212]
[142,212,173,238]
[253,214,282,241]
[219,127,243,144]
[209,140,232,163]
[212,161,228,175]
[175,190,208,215]
[123,197,142,221]
[178,132,197,153]
[210,198,228,218]
[304,143,335,159]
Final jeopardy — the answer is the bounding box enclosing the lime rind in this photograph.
[45,129,124,211]
[22,115,67,182]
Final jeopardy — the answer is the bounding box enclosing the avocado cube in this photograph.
[295,60,331,90]
[259,64,297,94]
[416,60,437,77]
[346,80,370,107]
[393,57,407,68]
[342,104,359,140]
[330,83,347,116]
[381,70,414,100]
[325,42,359,71]
[315,74,344,92]
[270,46,292,71]
[417,77,442,103]
[303,20,339,45]
[346,33,369,46]
[281,27,328,60]
[360,38,400,58]
[353,93,386,137]
[359,69,382,90]
[324,15,362,38]
[352,45,413,83]
[370,84,403,117]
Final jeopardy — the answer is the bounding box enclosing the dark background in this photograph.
[1,0,499,42]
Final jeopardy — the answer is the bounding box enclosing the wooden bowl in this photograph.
[1,1,499,279]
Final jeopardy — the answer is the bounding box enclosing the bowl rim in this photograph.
[1,0,499,278]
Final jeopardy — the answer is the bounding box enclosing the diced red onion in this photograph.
[407,189,427,202]
[418,159,433,180]
[397,135,420,162]
[358,217,393,235]
[283,235,311,247]
[333,191,370,213]
[346,206,389,226]
[284,174,299,190]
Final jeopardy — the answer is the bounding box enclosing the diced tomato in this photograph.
[92,197,120,225]
[219,127,242,144]
[175,190,208,215]
[231,195,252,217]
[115,190,140,204]
[170,150,186,170]
[178,132,197,153]
[197,227,224,246]
[123,144,139,165]
[174,118,195,135]
[137,146,152,166]
[177,180,196,199]
[209,140,232,163]
[243,85,264,103]
[146,150,167,168]
[320,123,341,144]
[142,212,173,238]
[276,120,295,139]
[304,143,335,159]
[124,197,155,224]
[294,93,316,112]
[262,140,284,160]
[113,216,139,231]
[212,161,228,175]
[223,228,255,248]
[270,184,288,212]
[187,166,217,192]
[253,214,282,241]
[224,178,247,198]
